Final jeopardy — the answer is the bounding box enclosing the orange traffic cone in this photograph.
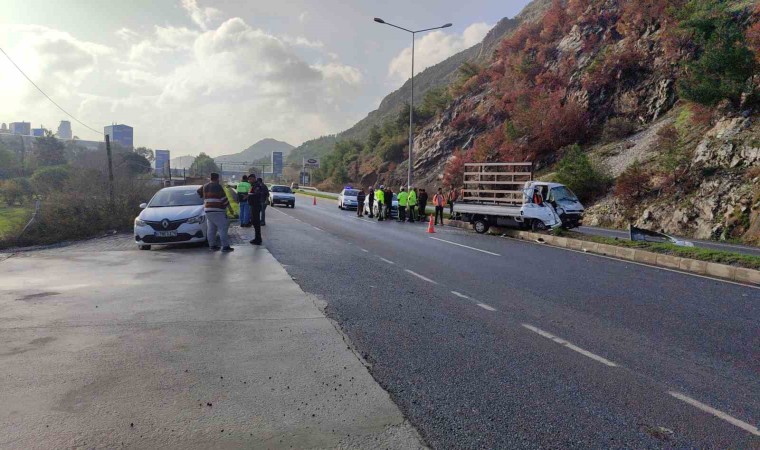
[427,214,436,233]
[312,196,317,206]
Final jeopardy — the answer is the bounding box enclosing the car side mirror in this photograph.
[139,203,147,209]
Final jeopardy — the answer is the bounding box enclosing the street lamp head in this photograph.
[442,23,453,28]
[374,18,385,24]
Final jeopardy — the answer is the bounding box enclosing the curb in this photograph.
[444,220,760,286]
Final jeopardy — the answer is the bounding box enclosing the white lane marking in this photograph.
[521,324,618,367]
[501,235,760,291]
[667,392,759,436]
[477,303,497,311]
[360,248,369,253]
[405,269,438,284]
[429,237,501,256]
[451,291,471,299]
[380,257,395,265]
[313,227,323,232]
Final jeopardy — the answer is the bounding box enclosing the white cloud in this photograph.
[0,4,363,153]
[181,0,222,30]
[298,12,309,24]
[388,22,491,82]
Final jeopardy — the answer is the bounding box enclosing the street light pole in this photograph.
[375,18,452,189]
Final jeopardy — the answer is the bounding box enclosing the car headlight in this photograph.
[187,215,205,224]
[135,218,146,227]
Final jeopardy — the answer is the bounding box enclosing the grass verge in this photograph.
[295,190,338,200]
[561,230,760,270]
[0,206,31,240]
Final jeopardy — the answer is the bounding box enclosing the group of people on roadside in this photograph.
[196,172,269,253]
[352,185,460,226]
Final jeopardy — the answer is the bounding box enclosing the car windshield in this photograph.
[272,186,292,193]
[344,189,359,196]
[551,186,579,202]
[148,188,204,207]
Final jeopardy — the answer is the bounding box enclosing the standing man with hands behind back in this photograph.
[197,172,234,252]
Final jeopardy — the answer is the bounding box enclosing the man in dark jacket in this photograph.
[367,187,375,218]
[258,178,269,226]
[418,188,428,223]
[248,180,264,245]
[384,186,393,220]
[356,188,366,217]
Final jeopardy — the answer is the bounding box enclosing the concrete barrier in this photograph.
[494,229,759,286]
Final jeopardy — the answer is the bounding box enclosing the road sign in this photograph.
[303,157,320,169]
[272,151,283,176]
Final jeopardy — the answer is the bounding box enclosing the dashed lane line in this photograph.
[451,291,471,299]
[405,269,438,284]
[428,237,501,256]
[521,323,618,367]
[668,391,760,436]
[477,303,497,311]
[380,257,396,265]
[360,248,369,253]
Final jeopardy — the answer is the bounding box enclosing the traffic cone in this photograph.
[312,196,317,206]
[427,214,436,233]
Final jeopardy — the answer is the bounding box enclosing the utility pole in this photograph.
[105,134,115,209]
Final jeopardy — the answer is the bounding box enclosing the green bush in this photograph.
[1,179,25,206]
[554,144,613,203]
[30,165,71,196]
[678,1,756,106]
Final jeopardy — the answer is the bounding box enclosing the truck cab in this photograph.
[527,182,584,229]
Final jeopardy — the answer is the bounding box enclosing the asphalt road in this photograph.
[262,194,759,449]
[577,226,760,257]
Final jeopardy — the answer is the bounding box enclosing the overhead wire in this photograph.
[0,46,103,137]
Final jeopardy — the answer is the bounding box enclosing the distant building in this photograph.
[0,123,8,134]
[155,150,171,178]
[31,128,45,137]
[104,124,133,148]
[57,120,72,139]
[9,122,31,135]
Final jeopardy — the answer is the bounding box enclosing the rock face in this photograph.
[585,116,759,243]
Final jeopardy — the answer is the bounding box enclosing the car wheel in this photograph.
[473,219,489,234]
[139,245,151,250]
[531,220,547,232]
[290,204,295,208]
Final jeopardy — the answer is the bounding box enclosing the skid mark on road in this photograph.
[668,391,759,436]
[522,324,618,367]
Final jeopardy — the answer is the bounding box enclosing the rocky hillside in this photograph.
[369,0,759,244]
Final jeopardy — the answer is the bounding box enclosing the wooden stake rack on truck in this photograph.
[462,162,533,205]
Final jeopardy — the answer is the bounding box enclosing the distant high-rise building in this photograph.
[9,122,31,135]
[57,120,72,139]
[31,128,45,137]
[104,124,134,148]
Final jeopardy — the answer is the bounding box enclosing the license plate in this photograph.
[155,230,177,237]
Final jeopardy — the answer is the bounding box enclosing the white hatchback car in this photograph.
[338,188,360,210]
[134,185,208,250]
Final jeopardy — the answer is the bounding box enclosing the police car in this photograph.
[338,187,360,210]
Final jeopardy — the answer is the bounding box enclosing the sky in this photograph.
[0,0,531,157]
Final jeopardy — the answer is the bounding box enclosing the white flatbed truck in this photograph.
[452,162,585,234]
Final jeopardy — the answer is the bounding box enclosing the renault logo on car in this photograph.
[161,219,170,229]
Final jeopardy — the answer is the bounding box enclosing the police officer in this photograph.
[407,186,417,223]
[375,185,385,221]
[397,187,408,222]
